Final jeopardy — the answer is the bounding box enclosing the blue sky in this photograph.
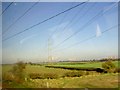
[2,2,118,64]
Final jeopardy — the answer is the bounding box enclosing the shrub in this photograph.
[2,61,30,88]
[2,72,15,82]
[29,73,59,79]
[102,60,116,73]
[64,71,85,77]
[12,61,26,82]
[2,72,23,83]
[85,71,90,75]
[114,68,120,73]
[3,61,27,84]
[44,73,59,79]
[29,73,42,79]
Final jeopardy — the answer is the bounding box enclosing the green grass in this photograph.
[25,73,119,88]
[49,61,119,69]
[2,61,120,88]
[25,65,71,74]
[2,61,119,73]
[2,64,13,73]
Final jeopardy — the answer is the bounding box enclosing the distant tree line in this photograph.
[59,58,119,62]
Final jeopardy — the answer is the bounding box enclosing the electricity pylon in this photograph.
[48,38,52,62]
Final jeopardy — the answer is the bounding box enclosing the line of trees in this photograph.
[59,58,119,62]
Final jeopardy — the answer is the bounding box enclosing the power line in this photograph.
[3,1,88,42]
[48,0,77,62]
[3,1,40,35]
[58,2,96,36]
[53,24,118,53]
[1,2,14,15]
[48,2,94,60]
[48,1,87,61]
[53,3,117,50]
[49,1,87,39]
[48,1,89,61]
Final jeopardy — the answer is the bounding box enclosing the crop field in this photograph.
[1,61,120,88]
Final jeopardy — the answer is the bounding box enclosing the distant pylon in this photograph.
[48,38,52,62]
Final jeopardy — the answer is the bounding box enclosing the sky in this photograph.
[2,2,118,64]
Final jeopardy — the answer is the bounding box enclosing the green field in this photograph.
[49,61,119,68]
[2,61,120,88]
[25,73,119,88]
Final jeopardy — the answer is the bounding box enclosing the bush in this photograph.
[29,73,59,79]
[102,60,116,73]
[114,68,120,73]
[29,73,42,79]
[2,72,15,82]
[3,61,27,84]
[44,73,59,79]
[2,72,24,83]
[64,71,85,77]
[12,61,26,82]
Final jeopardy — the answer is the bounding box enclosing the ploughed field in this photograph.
[2,61,120,88]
